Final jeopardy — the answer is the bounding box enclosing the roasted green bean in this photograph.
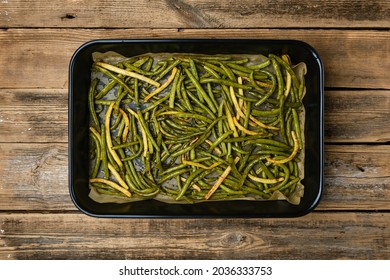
[88,52,306,204]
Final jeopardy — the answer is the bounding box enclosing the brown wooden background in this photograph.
[0,0,389,259]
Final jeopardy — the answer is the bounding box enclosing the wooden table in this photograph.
[0,1,389,260]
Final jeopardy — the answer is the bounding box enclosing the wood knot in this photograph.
[356,165,365,172]
[61,13,76,20]
[165,0,218,27]
[221,232,247,247]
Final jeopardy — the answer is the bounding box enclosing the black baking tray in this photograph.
[68,39,324,218]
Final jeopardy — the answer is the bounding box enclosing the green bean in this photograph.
[153,61,168,74]
[157,167,191,185]
[220,63,236,81]
[95,79,117,99]
[290,83,297,103]
[162,119,197,133]
[128,114,137,146]
[197,142,227,158]
[269,54,300,91]
[192,192,245,200]
[121,137,143,161]
[100,124,109,178]
[88,52,306,204]
[184,68,217,114]
[250,150,290,158]
[227,62,268,78]
[244,138,291,149]
[93,65,135,100]
[237,145,255,172]
[206,83,219,109]
[219,185,247,195]
[292,108,303,149]
[126,175,159,197]
[153,59,181,82]
[200,78,252,90]
[159,160,194,177]
[221,134,268,143]
[279,95,287,143]
[251,108,280,117]
[161,143,182,160]
[186,91,216,119]
[189,58,199,79]
[226,58,250,64]
[193,56,232,61]
[249,71,266,94]
[159,122,188,137]
[248,59,271,70]
[254,70,277,106]
[209,175,241,190]
[89,130,101,178]
[242,100,251,133]
[280,177,300,193]
[144,57,154,72]
[243,187,269,197]
[133,78,139,105]
[176,168,207,200]
[136,110,160,152]
[125,159,146,191]
[202,64,221,79]
[158,111,213,124]
[95,100,114,106]
[131,56,150,68]
[298,74,305,100]
[288,160,295,174]
[123,61,156,76]
[105,146,120,174]
[208,130,233,152]
[112,140,140,150]
[168,131,207,158]
[231,145,250,155]
[88,79,100,132]
[169,68,181,108]
[266,164,290,192]
[286,111,293,146]
[95,103,104,114]
[110,111,123,131]
[269,58,284,101]
[257,160,274,179]
[111,138,132,174]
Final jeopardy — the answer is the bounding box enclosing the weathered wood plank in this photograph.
[322,145,390,210]
[0,143,70,211]
[0,89,68,143]
[1,0,389,28]
[324,90,390,143]
[0,212,388,259]
[0,29,389,89]
[0,143,389,211]
[1,89,389,143]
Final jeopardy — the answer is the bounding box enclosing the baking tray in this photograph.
[68,39,324,218]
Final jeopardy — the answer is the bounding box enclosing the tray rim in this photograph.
[68,38,324,218]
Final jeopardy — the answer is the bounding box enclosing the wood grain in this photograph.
[0,89,68,143]
[1,89,389,143]
[0,143,70,211]
[324,90,390,143]
[1,0,389,262]
[0,29,389,89]
[322,145,390,210]
[0,143,389,211]
[0,212,388,259]
[1,0,389,28]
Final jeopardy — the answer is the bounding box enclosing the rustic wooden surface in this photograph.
[0,1,389,260]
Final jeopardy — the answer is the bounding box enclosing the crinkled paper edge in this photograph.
[88,52,307,206]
